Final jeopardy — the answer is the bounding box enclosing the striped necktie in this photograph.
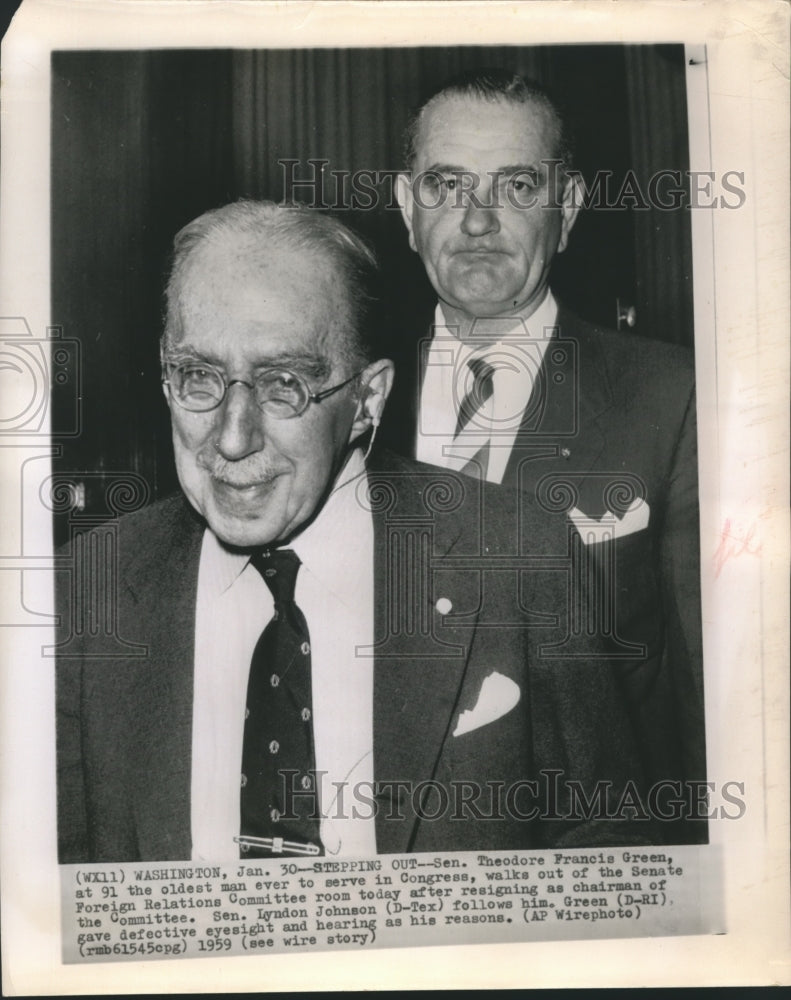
[454,355,495,438]
[453,355,495,479]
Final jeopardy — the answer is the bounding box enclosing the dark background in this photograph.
[51,45,693,543]
[0,0,23,49]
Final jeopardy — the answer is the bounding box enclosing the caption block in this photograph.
[61,846,718,962]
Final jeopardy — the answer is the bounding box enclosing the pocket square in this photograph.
[568,498,650,545]
[453,672,521,737]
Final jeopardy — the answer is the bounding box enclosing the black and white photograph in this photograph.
[52,42,709,864]
[0,0,788,992]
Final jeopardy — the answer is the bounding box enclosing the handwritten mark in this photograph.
[713,518,762,577]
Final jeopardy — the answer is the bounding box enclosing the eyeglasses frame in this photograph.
[161,360,364,418]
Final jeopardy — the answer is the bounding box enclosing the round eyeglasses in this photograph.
[162,361,363,418]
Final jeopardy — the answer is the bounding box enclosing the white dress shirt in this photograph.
[416,291,559,483]
[191,447,376,860]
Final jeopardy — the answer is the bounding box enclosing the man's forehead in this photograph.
[181,241,340,311]
[173,244,348,364]
[415,94,558,165]
[185,237,326,284]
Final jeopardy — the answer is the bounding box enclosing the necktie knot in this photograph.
[251,548,301,605]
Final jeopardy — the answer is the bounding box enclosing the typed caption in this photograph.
[61,846,719,963]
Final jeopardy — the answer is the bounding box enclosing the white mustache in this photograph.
[198,451,281,488]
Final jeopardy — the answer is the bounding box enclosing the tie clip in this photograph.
[234,835,320,856]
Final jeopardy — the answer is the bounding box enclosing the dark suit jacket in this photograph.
[380,305,706,840]
[56,450,655,862]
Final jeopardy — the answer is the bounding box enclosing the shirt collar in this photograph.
[199,529,250,597]
[433,289,558,350]
[200,447,370,603]
[289,447,370,610]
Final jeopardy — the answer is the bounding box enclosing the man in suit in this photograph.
[56,199,654,864]
[391,69,706,842]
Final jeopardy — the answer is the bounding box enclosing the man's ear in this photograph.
[160,354,173,408]
[349,358,395,443]
[557,171,582,254]
[395,173,418,252]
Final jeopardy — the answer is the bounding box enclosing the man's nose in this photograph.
[460,196,501,238]
[214,382,266,460]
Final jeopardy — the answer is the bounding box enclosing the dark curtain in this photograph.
[625,45,694,346]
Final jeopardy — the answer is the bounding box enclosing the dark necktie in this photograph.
[453,355,495,439]
[239,549,322,857]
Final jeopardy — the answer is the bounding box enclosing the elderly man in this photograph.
[57,200,651,864]
[391,69,705,842]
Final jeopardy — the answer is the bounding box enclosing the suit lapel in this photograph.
[504,306,613,492]
[123,499,204,859]
[367,454,481,853]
